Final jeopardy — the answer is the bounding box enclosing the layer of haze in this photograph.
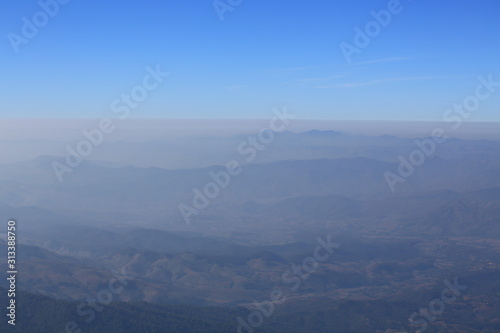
[1,119,499,168]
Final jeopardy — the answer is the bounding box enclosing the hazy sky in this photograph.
[1,0,500,120]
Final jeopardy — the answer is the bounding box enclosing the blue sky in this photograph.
[1,0,499,120]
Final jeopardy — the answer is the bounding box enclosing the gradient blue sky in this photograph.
[1,0,499,120]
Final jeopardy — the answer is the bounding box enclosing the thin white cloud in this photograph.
[264,66,317,75]
[354,56,416,65]
[296,74,345,83]
[316,76,450,89]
